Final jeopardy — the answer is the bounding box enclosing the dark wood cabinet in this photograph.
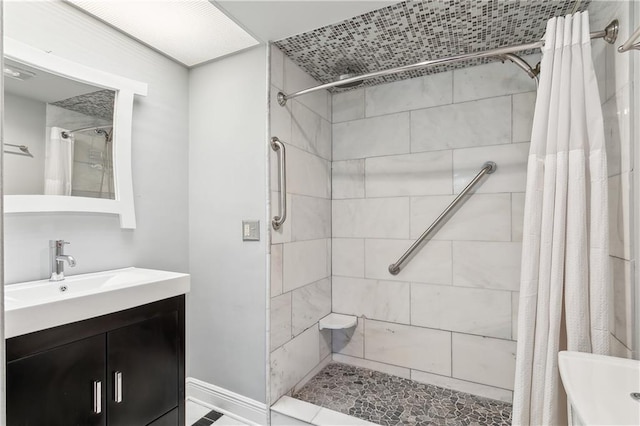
[7,335,106,426]
[7,296,185,426]
[107,312,179,426]
[149,408,179,426]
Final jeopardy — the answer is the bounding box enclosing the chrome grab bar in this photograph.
[271,137,287,230]
[388,161,497,275]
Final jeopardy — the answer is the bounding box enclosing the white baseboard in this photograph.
[186,377,268,425]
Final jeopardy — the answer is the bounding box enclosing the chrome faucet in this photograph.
[49,240,77,282]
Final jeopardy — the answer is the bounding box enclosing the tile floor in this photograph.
[187,400,250,426]
[294,363,512,426]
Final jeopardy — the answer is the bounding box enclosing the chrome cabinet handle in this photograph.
[270,137,287,230]
[93,380,102,414]
[114,371,123,403]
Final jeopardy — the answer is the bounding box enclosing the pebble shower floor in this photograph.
[294,363,512,426]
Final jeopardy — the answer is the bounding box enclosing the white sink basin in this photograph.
[559,351,640,425]
[5,267,190,338]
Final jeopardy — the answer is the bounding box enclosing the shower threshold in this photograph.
[291,362,512,426]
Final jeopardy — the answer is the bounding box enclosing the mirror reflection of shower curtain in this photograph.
[44,126,74,195]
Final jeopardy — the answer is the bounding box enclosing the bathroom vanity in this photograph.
[2,7,193,425]
[7,296,184,425]
[5,268,190,426]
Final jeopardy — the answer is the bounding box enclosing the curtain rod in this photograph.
[61,125,113,139]
[277,19,619,106]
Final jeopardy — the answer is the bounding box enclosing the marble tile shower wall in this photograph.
[269,45,333,403]
[330,57,538,403]
[591,1,636,359]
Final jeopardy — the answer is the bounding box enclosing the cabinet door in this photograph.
[107,312,179,426]
[7,334,106,426]
[148,408,179,426]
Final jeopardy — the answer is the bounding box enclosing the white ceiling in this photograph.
[214,0,398,42]
[67,0,259,67]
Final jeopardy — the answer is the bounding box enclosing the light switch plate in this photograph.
[242,220,260,241]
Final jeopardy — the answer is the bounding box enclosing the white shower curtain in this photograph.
[512,11,610,426]
[44,126,74,195]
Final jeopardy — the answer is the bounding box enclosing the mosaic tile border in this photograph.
[294,362,512,426]
[274,0,589,91]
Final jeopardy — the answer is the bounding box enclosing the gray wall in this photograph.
[188,46,268,403]
[3,1,190,284]
[4,93,46,195]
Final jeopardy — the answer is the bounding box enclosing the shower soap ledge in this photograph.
[319,313,357,330]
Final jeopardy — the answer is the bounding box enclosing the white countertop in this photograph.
[5,267,190,338]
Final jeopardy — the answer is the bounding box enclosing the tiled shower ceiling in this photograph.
[274,0,590,90]
[52,90,115,121]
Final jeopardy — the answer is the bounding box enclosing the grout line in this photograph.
[510,94,515,144]
[450,329,454,378]
[511,291,516,341]
[408,281,412,326]
[359,315,514,342]
[333,190,515,200]
[450,150,455,196]
[451,69,456,104]
[510,192,514,242]
[289,290,293,342]
[408,107,413,153]
[363,85,368,118]
[410,368,515,393]
[283,139,332,163]
[334,353,410,377]
[330,235,515,243]
[334,139,528,163]
[362,318,366,359]
[508,192,513,242]
[408,196,416,237]
[336,90,531,125]
[450,241,454,287]
[363,158,368,199]
[359,237,366,280]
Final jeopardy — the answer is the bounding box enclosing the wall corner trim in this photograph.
[186,377,268,425]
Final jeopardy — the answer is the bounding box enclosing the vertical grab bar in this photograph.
[271,137,287,230]
[388,161,497,275]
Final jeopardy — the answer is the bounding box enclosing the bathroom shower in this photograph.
[267,1,636,425]
[62,125,115,199]
[94,127,114,199]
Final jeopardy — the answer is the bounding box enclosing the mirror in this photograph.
[3,38,147,228]
[4,59,116,199]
